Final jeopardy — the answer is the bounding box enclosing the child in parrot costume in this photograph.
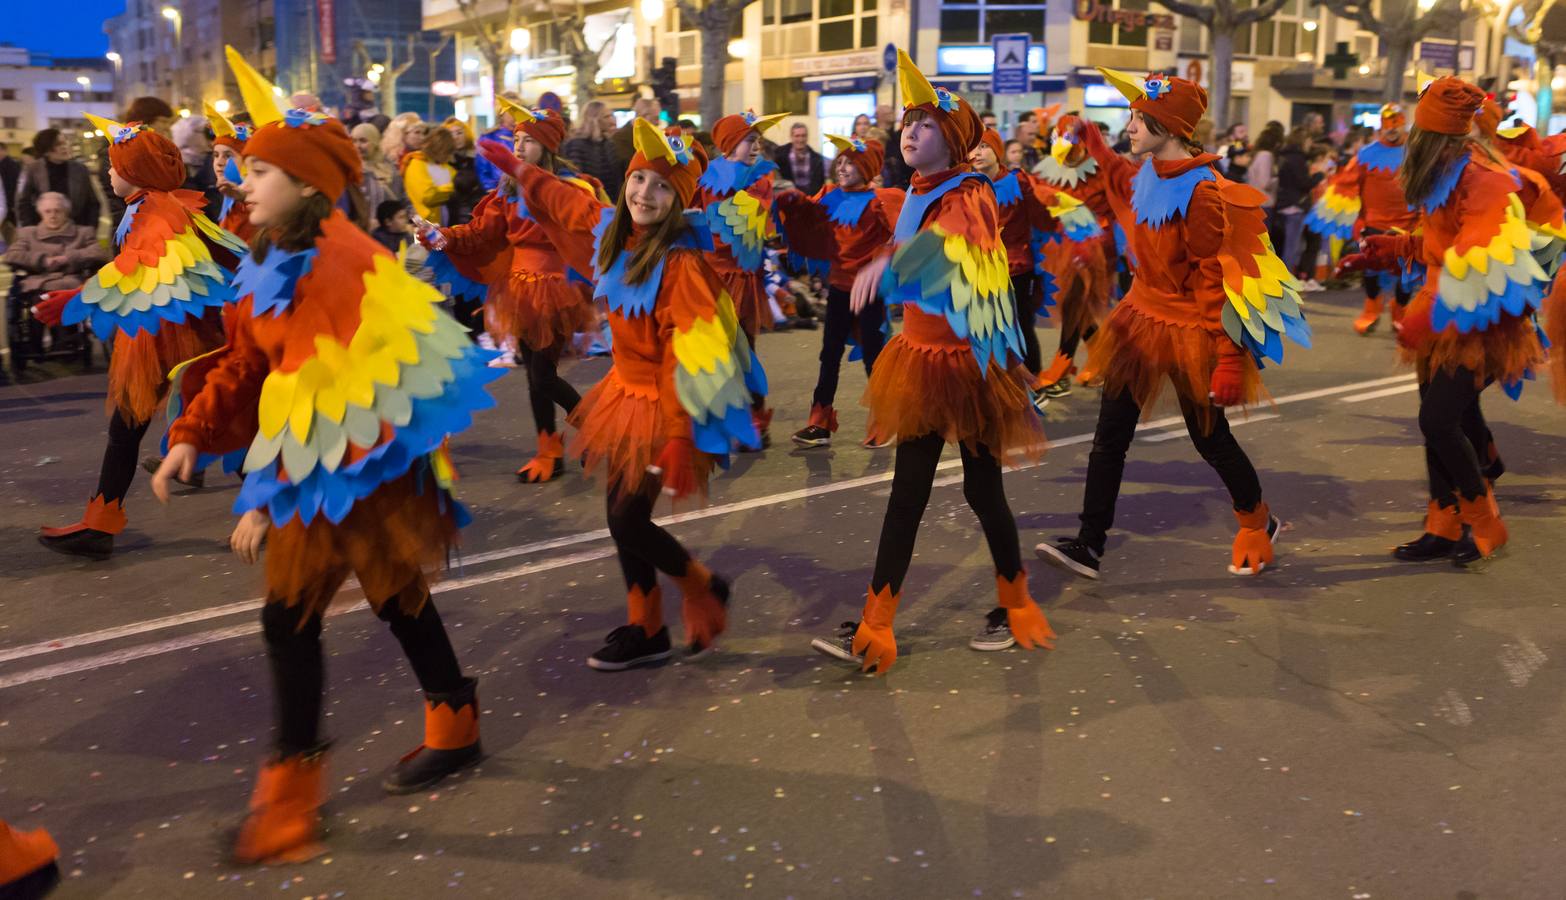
[1339,76,1557,567]
[808,48,1054,675]
[32,109,247,560]
[971,125,1102,409]
[477,118,759,672]
[420,98,604,483]
[1036,67,1311,582]
[207,99,257,242]
[152,46,503,865]
[1306,103,1418,335]
[694,110,788,448]
[772,133,905,448]
[1034,114,1118,398]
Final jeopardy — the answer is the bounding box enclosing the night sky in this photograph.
[7,0,123,58]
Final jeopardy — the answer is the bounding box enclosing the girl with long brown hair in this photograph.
[151,48,502,864]
[1343,77,1553,566]
[481,119,759,671]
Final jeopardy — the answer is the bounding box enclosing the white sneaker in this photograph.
[488,349,519,368]
[1300,279,1325,293]
[477,333,498,351]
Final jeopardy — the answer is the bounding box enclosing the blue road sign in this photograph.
[884,43,898,72]
[991,34,1030,94]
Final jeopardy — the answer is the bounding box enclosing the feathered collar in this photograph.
[1421,154,1471,213]
[698,157,778,195]
[819,187,877,226]
[1036,153,1098,188]
[234,245,318,317]
[592,209,713,317]
[1356,139,1405,173]
[1131,154,1219,227]
[990,170,1022,207]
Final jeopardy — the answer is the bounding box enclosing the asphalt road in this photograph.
[2,287,1564,898]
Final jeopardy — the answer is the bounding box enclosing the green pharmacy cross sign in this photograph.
[1324,41,1360,79]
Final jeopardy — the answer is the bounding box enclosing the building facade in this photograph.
[273,0,456,118]
[0,46,117,150]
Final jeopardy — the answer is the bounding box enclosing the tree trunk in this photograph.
[572,50,599,106]
[1208,24,1234,133]
[698,7,732,128]
[1381,33,1412,103]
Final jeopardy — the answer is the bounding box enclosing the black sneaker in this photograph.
[792,425,832,448]
[1393,532,1458,563]
[587,625,673,671]
[383,678,483,795]
[810,621,862,664]
[1036,538,1101,580]
[968,607,1015,651]
[1042,378,1073,399]
[38,528,114,561]
[1450,526,1491,568]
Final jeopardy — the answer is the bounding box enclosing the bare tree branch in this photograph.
[1314,0,1380,35]
[1150,0,1214,25]
[1234,0,1291,26]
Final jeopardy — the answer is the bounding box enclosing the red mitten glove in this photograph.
[477,138,527,181]
[1337,233,1406,275]
[649,436,697,500]
[31,289,76,327]
[1209,344,1246,407]
[1397,299,1434,351]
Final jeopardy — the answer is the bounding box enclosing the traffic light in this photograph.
[652,56,679,118]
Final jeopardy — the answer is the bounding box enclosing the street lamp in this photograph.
[213,98,230,113]
[509,27,531,94]
[641,0,665,21]
[727,39,750,59]
[642,0,665,91]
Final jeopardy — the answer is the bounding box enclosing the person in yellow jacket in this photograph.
[400,126,456,221]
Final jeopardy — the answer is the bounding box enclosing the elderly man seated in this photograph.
[4,191,106,293]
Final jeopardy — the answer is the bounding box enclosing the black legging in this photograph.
[1419,366,1489,505]
[263,579,464,757]
[96,410,151,508]
[812,286,885,409]
[1361,228,1411,304]
[1054,279,1099,362]
[1012,273,1042,377]
[1077,388,1263,555]
[518,343,580,435]
[869,433,1023,595]
[607,480,696,593]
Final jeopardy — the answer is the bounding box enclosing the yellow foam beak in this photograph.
[749,112,789,136]
[496,94,535,124]
[824,133,857,154]
[84,112,124,137]
[1416,69,1438,95]
[897,48,937,109]
[204,100,236,138]
[1096,66,1146,105]
[1497,124,1530,140]
[225,45,283,126]
[632,117,676,164]
[1051,136,1073,164]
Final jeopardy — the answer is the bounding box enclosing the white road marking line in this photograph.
[1140,413,1280,443]
[0,372,1418,688]
[1340,383,1420,404]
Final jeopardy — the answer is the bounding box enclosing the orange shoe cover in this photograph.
[422,692,480,752]
[851,585,900,674]
[1458,491,1508,558]
[806,404,838,432]
[1229,503,1276,576]
[676,561,727,649]
[0,819,58,888]
[627,584,665,637]
[516,431,566,483]
[232,751,328,866]
[1038,353,1074,388]
[1422,499,1463,541]
[1352,297,1384,335]
[39,495,127,538]
[995,572,1057,650]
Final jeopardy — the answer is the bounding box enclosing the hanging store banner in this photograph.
[318,0,337,65]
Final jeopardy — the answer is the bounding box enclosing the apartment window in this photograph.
[2,117,18,129]
[0,89,14,101]
[1179,0,1320,60]
[1086,0,1153,47]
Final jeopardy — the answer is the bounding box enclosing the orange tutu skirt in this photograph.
[484,271,595,352]
[1544,276,1566,404]
[568,368,716,502]
[720,270,771,338]
[1043,236,1112,338]
[107,313,226,424]
[1086,300,1264,426]
[1401,290,1546,387]
[862,307,1044,466]
[264,469,461,618]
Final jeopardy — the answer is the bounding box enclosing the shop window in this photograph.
[779,0,812,24]
[1256,20,1275,57]
[822,0,853,18]
[984,8,1045,41]
[764,77,808,115]
[1086,0,1151,47]
[940,9,981,43]
[860,15,877,47]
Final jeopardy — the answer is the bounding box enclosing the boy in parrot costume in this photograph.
[1036,67,1311,581]
[207,99,257,242]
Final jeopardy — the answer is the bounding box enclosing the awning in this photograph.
[803,73,880,93]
